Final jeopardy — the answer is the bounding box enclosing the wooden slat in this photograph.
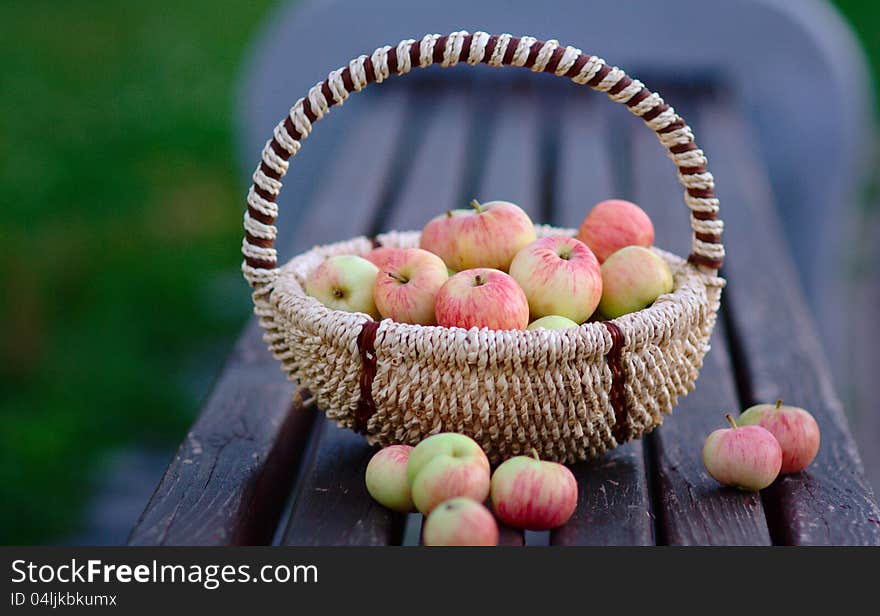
[699,97,880,545]
[128,318,316,545]
[550,91,654,546]
[281,89,412,545]
[630,94,772,545]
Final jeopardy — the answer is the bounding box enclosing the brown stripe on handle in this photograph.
[586,63,611,87]
[525,40,543,68]
[269,138,292,160]
[603,321,629,444]
[254,185,277,202]
[692,210,718,221]
[432,35,447,64]
[658,119,686,133]
[283,116,303,141]
[678,165,707,175]
[482,35,499,63]
[341,67,354,91]
[459,33,473,61]
[544,46,565,73]
[387,46,399,73]
[303,99,318,123]
[354,320,380,432]
[687,187,714,198]
[564,54,589,78]
[625,88,650,108]
[409,42,421,66]
[502,37,519,64]
[245,255,277,269]
[245,232,274,248]
[363,57,376,84]
[688,253,723,269]
[670,142,698,155]
[259,162,281,181]
[641,103,669,122]
[247,205,275,226]
[608,76,632,96]
[320,80,334,102]
[695,231,721,243]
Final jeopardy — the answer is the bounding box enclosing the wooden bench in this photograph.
[129,62,880,544]
[131,69,880,545]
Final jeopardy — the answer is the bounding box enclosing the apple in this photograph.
[576,199,654,263]
[434,268,529,330]
[703,414,782,491]
[373,248,449,325]
[597,246,673,318]
[365,245,404,270]
[509,236,602,323]
[305,254,380,319]
[446,199,536,271]
[407,433,491,515]
[490,450,578,531]
[365,445,415,513]
[738,400,820,474]
[527,315,579,331]
[419,209,469,267]
[422,498,499,546]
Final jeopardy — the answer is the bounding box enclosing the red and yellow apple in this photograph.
[434,268,529,331]
[365,445,415,513]
[422,497,499,546]
[419,209,469,267]
[509,236,602,323]
[703,414,782,491]
[305,254,380,319]
[444,200,536,271]
[598,246,673,318]
[365,245,404,270]
[407,433,491,515]
[490,450,578,531]
[577,199,654,263]
[373,248,448,325]
[738,400,820,474]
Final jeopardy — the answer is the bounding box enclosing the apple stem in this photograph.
[388,272,408,284]
[531,448,540,461]
[775,399,783,409]
[725,413,738,429]
[445,210,453,218]
[474,274,484,286]
[470,198,484,213]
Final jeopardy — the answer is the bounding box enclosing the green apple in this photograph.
[365,445,415,512]
[598,246,673,318]
[406,433,491,515]
[527,315,580,331]
[305,254,379,319]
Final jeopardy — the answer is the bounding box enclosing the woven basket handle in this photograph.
[241,32,724,288]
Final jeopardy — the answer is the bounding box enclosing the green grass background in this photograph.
[0,0,876,544]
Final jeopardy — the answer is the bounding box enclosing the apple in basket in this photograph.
[373,248,449,325]
[406,433,491,515]
[490,450,578,531]
[434,269,530,331]
[577,199,655,263]
[527,315,579,331]
[509,236,602,324]
[738,400,820,474]
[305,254,380,319]
[365,445,415,513]
[419,209,469,267]
[365,245,404,270]
[441,199,536,271]
[703,414,782,491]
[422,498,499,546]
[598,246,673,318]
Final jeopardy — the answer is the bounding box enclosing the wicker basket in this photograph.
[241,32,725,463]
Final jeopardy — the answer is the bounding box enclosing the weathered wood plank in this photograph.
[281,90,413,545]
[699,98,880,545]
[549,90,654,546]
[630,96,772,545]
[128,318,316,545]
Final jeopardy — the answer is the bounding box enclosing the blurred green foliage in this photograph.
[0,0,876,545]
[835,0,879,117]
[0,0,275,543]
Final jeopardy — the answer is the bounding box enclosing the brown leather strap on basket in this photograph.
[354,320,380,432]
[603,321,629,443]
